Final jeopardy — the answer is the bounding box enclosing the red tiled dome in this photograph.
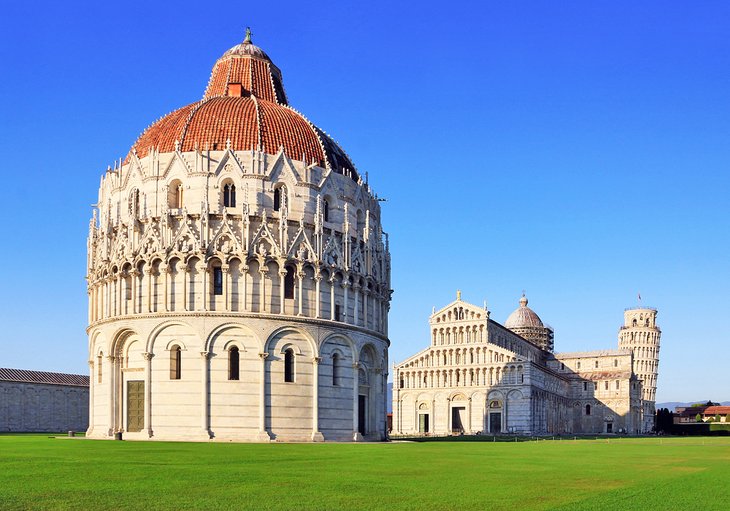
[126,32,358,179]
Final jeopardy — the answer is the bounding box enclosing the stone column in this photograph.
[222,264,230,311]
[311,357,324,441]
[199,261,208,312]
[503,397,508,433]
[144,268,153,313]
[297,271,304,316]
[467,397,472,434]
[353,283,360,326]
[363,290,369,330]
[329,277,336,320]
[314,274,321,318]
[182,266,189,311]
[160,263,169,312]
[87,360,95,436]
[87,289,93,325]
[242,264,249,311]
[342,280,349,324]
[352,362,363,441]
[143,352,154,437]
[131,269,139,314]
[118,273,124,315]
[106,355,116,436]
[447,397,452,433]
[200,351,210,438]
[105,278,112,318]
[256,352,271,441]
[279,270,286,314]
[259,270,267,313]
[431,397,436,433]
[373,295,379,332]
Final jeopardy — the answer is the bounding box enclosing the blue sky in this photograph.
[0,1,728,402]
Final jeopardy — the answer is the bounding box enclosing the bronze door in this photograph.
[127,380,144,432]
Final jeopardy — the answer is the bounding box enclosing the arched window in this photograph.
[595,360,599,368]
[213,266,223,295]
[323,199,330,222]
[614,359,618,367]
[129,189,140,217]
[284,266,295,299]
[632,319,637,327]
[284,348,295,382]
[332,353,340,386]
[169,180,183,209]
[170,345,182,380]
[228,346,240,381]
[585,404,591,416]
[123,270,133,301]
[645,318,650,327]
[97,354,103,384]
[273,186,287,212]
[223,183,236,207]
[576,361,581,370]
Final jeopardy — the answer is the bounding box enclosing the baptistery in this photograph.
[86,31,391,442]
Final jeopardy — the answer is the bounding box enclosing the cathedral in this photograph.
[392,294,660,436]
[86,31,391,442]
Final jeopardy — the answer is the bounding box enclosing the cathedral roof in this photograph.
[504,294,544,329]
[126,30,358,179]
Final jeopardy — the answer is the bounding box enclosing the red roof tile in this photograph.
[126,37,357,179]
[704,406,730,415]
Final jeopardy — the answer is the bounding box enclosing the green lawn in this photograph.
[0,436,728,510]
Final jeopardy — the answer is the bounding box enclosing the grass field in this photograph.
[0,435,729,510]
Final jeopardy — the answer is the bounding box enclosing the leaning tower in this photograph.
[618,307,661,432]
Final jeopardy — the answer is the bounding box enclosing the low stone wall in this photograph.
[0,381,88,432]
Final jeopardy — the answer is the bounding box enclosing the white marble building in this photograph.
[86,31,391,442]
[392,294,659,435]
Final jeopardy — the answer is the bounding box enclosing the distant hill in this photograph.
[657,401,730,412]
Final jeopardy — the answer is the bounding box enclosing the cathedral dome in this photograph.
[126,30,358,179]
[505,294,544,329]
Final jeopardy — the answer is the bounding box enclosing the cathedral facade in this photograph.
[86,32,391,442]
[392,294,660,436]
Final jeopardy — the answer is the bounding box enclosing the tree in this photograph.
[655,408,674,433]
[696,413,702,422]
[715,414,721,423]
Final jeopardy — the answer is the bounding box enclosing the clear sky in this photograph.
[1,1,728,403]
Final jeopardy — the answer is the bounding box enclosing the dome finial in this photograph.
[520,291,528,307]
[244,26,252,44]
[456,289,462,301]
